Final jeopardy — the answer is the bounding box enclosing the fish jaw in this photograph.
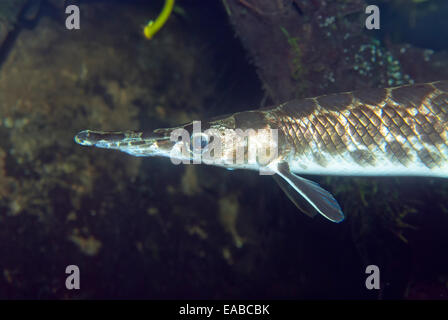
[73,129,177,158]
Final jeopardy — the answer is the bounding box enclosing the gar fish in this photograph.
[74,81,448,223]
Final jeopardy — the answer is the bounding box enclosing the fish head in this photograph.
[165,112,284,172]
[74,110,287,173]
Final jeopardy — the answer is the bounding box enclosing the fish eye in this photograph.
[190,133,209,154]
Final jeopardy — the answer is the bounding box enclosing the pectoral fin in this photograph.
[273,162,344,223]
[273,175,317,219]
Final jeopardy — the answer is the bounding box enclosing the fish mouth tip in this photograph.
[74,130,93,146]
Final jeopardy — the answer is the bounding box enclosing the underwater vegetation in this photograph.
[143,0,175,40]
[0,0,447,299]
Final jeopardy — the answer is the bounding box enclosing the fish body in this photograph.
[75,81,448,223]
[272,80,448,177]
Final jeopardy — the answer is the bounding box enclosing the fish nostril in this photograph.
[77,130,89,140]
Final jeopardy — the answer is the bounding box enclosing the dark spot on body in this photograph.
[280,98,318,117]
[420,134,432,145]
[313,152,328,167]
[429,131,443,145]
[354,88,387,106]
[317,93,353,111]
[385,141,409,165]
[234,111,267,130]
[349,150,376,166]
[391,83,434,108]
[417,149,440,168]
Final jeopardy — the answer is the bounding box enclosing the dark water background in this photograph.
[0,0,447,299]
